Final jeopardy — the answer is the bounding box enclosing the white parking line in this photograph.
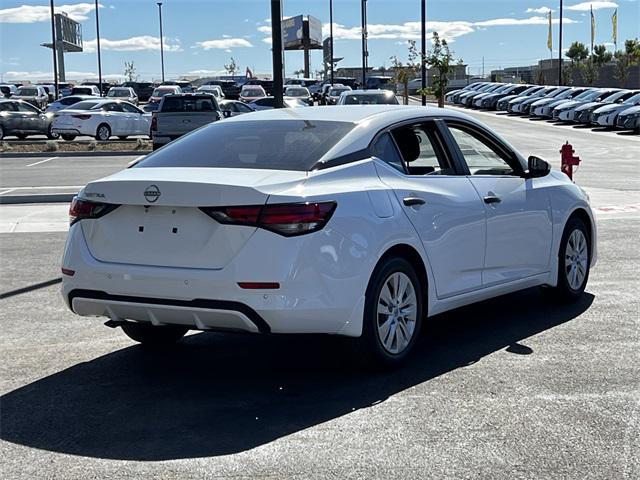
[26,156,58,167]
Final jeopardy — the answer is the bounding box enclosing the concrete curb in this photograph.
[0,151,147,158]
[0,193,75,204]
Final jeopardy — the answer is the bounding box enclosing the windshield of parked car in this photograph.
[136,120,355,171]
[330,88,350,96]
[17,88,37,96]
[161,96,218,112]
[242,88,264,96]
[342,93,398,105]
[72,87,94,95]
[622,93,640,104]
[67,101,102,110]
[285,87,309,97]
[108,89,131,97]
[152,88,178,97]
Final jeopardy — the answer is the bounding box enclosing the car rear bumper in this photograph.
[61,221,369,337]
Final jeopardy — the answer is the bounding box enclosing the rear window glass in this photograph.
[136,120,355,171]
[343,93,397,105]
[18,88,38,95]
[160,96,218,112]
[69,101,101,110]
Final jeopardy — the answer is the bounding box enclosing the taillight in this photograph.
[72,114,91,120]
[200,202,336,237]
[151,115,157,131]
[69,197,120,225]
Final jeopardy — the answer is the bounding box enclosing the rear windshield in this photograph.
[108,89,130,97]
[72,87,94,95]
[18,88,38,95]
[69,101,101,110]
[136,120,355,171]
[160,96,218,112]
[343,93,397,105]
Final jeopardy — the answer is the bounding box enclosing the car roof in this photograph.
[344,89,394,95]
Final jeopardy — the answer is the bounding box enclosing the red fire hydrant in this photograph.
[560,142,581,181]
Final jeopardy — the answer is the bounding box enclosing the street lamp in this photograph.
[94,0,103,96]
[157,2,165,83]
[421,0,427,106]
[49,0,59,97]
[329,0,334,85]
[361,0,368,86]
[270,0,284,108]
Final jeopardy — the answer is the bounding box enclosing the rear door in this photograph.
[101,102,127,135]
[445,120,553,286]
[373,120,487,299]
[15,101,41,132]
[122,102,146,134]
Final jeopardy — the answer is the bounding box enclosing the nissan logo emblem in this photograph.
[144,184,161,203]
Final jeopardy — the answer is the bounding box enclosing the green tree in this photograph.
[624,38,640,61]
[124,61,137,82]
[389,40,420,105]
[224,57,239,76]
[592,44,613,66]
[566,41,589,64]
[425,32,456,108]
[580,61,599,85]
[613,50,632,87]
[293,69,305,78]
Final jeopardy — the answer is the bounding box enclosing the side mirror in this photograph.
[222,110,232,118]
[526,155,551,178]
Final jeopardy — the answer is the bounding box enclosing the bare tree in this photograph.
[124,61,137,82]
[224,57,239,76]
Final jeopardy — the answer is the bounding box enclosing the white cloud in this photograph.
[222,34,231,38]
[2,70,122,81]
[0,2,101,24]
[526,7,553,13]
[566,1,618,11]
[185,69,226,77]
[474,16,577,26]
[83,36,182,52]
[194,38,253,50]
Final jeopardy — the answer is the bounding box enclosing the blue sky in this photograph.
[0,0,637,82]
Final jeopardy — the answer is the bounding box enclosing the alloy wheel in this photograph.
[97,125,110,141]
[376,272,417,355]
[564,229,588,290]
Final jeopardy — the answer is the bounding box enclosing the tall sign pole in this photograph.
[329,0,334,85]
[49,0,59,97]
[361,0,368,87]
[270,0,284,108]
[558,0,563,86]
[421,0,427,106]
[94,0,103,96]
[157,2,165,83]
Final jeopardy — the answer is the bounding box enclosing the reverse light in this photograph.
[200,202,337,237]
[69,197,120,225]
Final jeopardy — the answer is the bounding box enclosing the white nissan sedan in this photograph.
[53,99,152,141]
[61,106,596,366]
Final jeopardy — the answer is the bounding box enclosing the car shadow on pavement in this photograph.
[0,287,593,461]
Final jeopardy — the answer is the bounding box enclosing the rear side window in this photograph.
[161,96,218,112]
[136,120,355,171]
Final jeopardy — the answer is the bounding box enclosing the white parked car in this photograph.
[52,99,151,141]
[591,92,640,127]
[61,106,596,366]
[196,85,225,99]
[45,95,95,113]
[337,89,399,105]
[71,85,101,97]
[219,99,255,116]
[107,86,138,106]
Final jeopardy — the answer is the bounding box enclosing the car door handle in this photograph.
[483,195,502,204]
[403,197,426,207]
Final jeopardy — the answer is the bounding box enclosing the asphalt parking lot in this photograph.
[1,108,638,479]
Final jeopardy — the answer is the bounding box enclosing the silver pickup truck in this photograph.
[151,93,225,150]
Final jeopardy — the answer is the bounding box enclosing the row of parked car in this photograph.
[445,81,640,132]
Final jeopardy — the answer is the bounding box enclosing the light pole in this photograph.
[329,0,334,85]
[270,0,284,108]
[558,0,563,85]
[157,2,165,83]
[49,0,59,98]
[421,0,426,106]
[361,0,368,87]
[94,0,103,96]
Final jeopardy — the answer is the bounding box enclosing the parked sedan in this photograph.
[460,83,505,107]
[71,85,101,97]
[196,85,225,99]
[512,87,571,114]
[0,99,58,140]
[148,86,182,108]
[530,87,592,118]
[219,99,255,116]
[496,85,545,111]
[592,92,640,127]
[239,85,267,103]
[573,90,637,124]
[615,106,640,131]
[13,85,49,109]
[475,84,531,110]
[248,97,308,111]
[553,89,620,122]
[337,89,399,105]
[45,95,95,113]
[284,86,313,105]
[0,84,18,98]
[52,99,151,141]
[326,86,352,105]
[61,105,595,366]
[107,87,139,106]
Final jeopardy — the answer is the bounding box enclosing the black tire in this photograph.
[0,124,4,140]
[356,256,424,367]
[47,124,59,140]
[95,123,111,141]
[61,134,76,141]
[121,322,188,346]
[549,216,591,302]
[118,136,128,140]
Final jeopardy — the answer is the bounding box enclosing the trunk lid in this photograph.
[80,167,306,269]
[155,112,219,137]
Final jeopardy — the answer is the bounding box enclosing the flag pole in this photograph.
[558,0,563,86]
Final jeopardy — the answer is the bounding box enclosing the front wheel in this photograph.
[47,124,59,140]
[550,217,591,301]
[0,124,4,140]
[357,257,424,367]
[95,123,111,141]
[121,322,188,347]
